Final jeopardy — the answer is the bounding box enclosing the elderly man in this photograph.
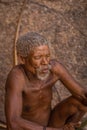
[5,32,87,130]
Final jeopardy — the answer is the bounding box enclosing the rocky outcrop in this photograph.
[0,0,87,122]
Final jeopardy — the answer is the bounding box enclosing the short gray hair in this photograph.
[16,32,49,57]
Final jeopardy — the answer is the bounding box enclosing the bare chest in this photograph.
[22,74,58,106]
[23,80,52,104]
[21,75,59,125]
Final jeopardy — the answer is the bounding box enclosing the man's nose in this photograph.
[41,57,48,65]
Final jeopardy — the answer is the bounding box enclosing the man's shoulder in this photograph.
[50,59,64,75]
[5,65,25,92]
[8,64,24,78]
[50,59,62,69]
[6,64,25,89]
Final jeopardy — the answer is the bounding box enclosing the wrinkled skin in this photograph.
[5,45,87,130]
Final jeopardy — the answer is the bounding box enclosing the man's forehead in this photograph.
[32,45,50,53]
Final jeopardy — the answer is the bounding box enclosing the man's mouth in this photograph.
[36,64,51,74]
[41,68,49,73]
[36,66,51,80]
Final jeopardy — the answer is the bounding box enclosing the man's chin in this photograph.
[36,71,50,81]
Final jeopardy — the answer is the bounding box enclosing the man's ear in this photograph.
[17,55,26,64]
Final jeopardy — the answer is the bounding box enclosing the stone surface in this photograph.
[0,0,87,123]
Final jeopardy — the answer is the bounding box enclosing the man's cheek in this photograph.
[32,61,41,68]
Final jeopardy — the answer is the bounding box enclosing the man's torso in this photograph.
[19,63,59,126]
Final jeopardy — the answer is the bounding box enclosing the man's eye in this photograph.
[47,55,50,58]
[34,56,41,59]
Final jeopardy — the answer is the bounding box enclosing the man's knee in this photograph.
[48,96,87,128]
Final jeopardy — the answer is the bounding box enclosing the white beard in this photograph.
[36,64,51,81]
[36,70,50,81]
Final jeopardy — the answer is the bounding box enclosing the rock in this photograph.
[0,0,87,122]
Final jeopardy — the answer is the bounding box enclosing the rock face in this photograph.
[0,0,87,122]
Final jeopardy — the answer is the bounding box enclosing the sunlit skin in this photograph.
[5,45,87,130]
[24,45,51,77]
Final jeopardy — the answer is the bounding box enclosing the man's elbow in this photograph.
[7,117,21,130]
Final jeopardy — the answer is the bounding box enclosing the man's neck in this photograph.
[24,63,35,74]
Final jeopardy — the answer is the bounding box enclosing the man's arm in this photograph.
[5,68,62,130]
[5,69,42,130]
[51,60,87,102]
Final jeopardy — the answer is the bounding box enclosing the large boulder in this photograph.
[0,0,87,122]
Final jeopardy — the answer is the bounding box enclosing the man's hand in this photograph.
[42,125,75,130]
[63,123,76,130]
[81,90,87,106]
